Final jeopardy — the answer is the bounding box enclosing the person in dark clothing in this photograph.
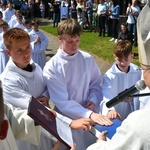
[117,23,133,45]
[52,0,61,27]
[69,2,77,19]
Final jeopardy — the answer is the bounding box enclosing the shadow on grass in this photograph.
[46,48,52,51]
[46,53,55,57]
[133,53,139,59]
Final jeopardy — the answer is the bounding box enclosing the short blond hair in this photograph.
[3,28,30,50]
[57,18,82,36]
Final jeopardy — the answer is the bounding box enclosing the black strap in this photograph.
[130,7,137,23]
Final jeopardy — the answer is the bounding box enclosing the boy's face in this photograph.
[32,24,39,31]
[121,25,127,33]
[114,53,133,72]
[58,34,80,55]
[6,38,32,68]
[8,3,13,9]
[24,23,31,29]
[1,25,8,32]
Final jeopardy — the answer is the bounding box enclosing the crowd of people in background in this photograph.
[0,0,51,74]
[0,0,145,47]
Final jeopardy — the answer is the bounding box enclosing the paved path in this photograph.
[39,18,112,75]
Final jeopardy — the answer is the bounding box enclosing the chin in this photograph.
[121,66,127,69]
[71,49,77,53]
[24,58,31,63]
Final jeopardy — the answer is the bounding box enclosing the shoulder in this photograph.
[1,69,24,87]
[104,69,115,81]
[33,62,43,72]
[114,5,120,9]
[39,30,47,36]
[129,63,140,71]
[28,30,34,35]
[104,63,118,74]
[135,5,141,10]
[44,55,58,71]
[78,50,93,59]
[132,5,140,11]
[116,5,120,8]
[78,50,97,64]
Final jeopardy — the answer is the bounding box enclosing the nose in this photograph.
[24,53,29,57]
[23,50,30,57]
[120,60,126,65]
[120,62,125,66]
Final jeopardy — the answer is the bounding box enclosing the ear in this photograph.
[0,120,9,140]
[6,49,11,57]
[57,35,62,43]
[131,53,134,59]
[113,54,117,59]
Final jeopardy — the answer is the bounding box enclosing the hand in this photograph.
[69,118,91,131]
[133,12,139,16]
[97,131,107,142]
[51,140,60,150]
[37,36,41,42]
[107,110,121,120]
[70,143,76,150]
[86,101,95,111]
[34,36,41,43]
[49,109,57,117]
[108,10,112,15]
[37,96,49,106]
[90,112,113,126]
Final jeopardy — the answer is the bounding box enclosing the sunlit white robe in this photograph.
[0,103,41,150]
[0,32,9,74]
[87,106,150,150]
[0,58,49,109]
[100,62,142,120]
[3,8,15,23]
[8,17,18,28]
[9,15,25,29]
[0,58,56,150]
[43,49,102,149]
[139,72,150,109]
[29,30,49,69]
[13,22,26,30]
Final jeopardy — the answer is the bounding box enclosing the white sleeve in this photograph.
[100,74,115,115]
[43,60,93,119]
[40,32,49,51]
[1,78,32,109]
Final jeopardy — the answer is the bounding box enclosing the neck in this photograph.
[116,64,130,73]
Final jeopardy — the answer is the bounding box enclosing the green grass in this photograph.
[40,26,139,65]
